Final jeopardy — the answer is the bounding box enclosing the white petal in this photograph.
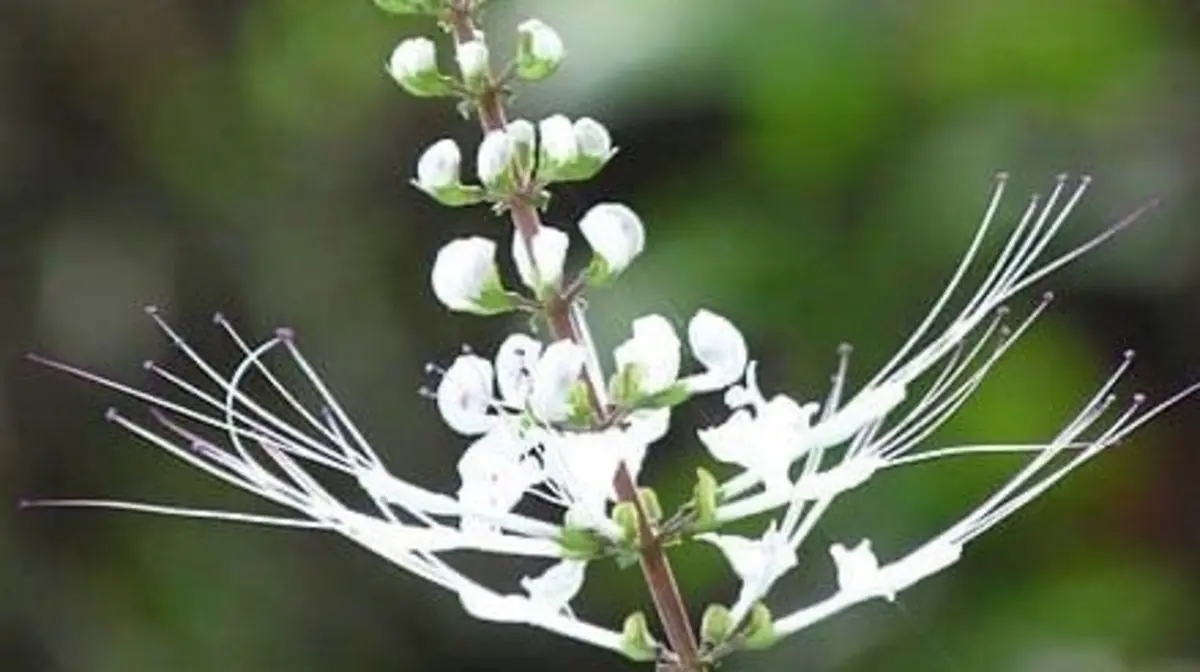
[699,523,796,612]
[877,539,962,601]
[512,226,570,291]
[415,138,461,191]
[518,19,565,63]
[805,382,906,454]
[613,314,680,395]
[477,129,514,186]
[538,114,578,165]
[437,353,496,435]
[521,560,586,612]
[684,309,748,393]
[495,334,542,406]
[506,118,536,150]
[459,585,530,624]
[573,117,612,160]
[457,427,542,533]
[388,37,436,80]
[455,39,489,79]
[578,203,645,274]
[829,540,881,597]
[430,236,498,312]
[530,339,586,422]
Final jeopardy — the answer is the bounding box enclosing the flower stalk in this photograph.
[445,5,703,668]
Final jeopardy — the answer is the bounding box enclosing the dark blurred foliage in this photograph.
[2,1,1199,671]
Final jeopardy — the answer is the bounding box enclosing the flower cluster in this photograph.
[27,1,1196,670]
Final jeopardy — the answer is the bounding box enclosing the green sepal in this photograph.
[411,180,487,207]
[547,151,617,183]
[467,277,517,316]
[556,526,604,561]
[608,362,644,408]
[637,487,663,525]
[515,31,561,82]
[565,379,594,427]
[741,603,777,650]
[636,382,691,410]
[700,603,735,647]
[583,255,615,288]
[692,467,720,532]
[619,611,658,662]
[396,72,458,98]
[610,501,639,546]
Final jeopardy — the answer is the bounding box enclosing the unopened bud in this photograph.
[516,19,565,81]
[387,38,454,97]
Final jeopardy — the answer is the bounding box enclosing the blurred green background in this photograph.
[2,0,1199,670]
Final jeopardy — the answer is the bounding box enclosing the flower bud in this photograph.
[512,227,569,296]
[476,129,517,192]
[430,237,512,315]
[455,39,490,87]
[537,114,578,167]
[579,203,646,283]
[516,19,565,81]
[575,117,612,156]
[506,119,536,178]
[412,139,485,207]
[387,38,453,97]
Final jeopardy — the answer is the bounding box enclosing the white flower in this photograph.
[538,114,578,166]
[456,424,542,533]
[455,39,489,81]
[437,353,496,435]
[430,236,507,314]
[529,339,586,422]
[699,522,797,619]
[573,117,613,162]
[544,428,648,533]
[699,398,816,498]
[414,138,461,193]
[477,129,515,188]
[495,334,542,406]
[578,203,646,279]
[683,309,748,393]
[516,19,565,81]
[389,37,436,81]
[512,227,569,294]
